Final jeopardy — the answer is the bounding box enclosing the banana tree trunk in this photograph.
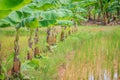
[60,26,66,41]
[74,22,78,32]
[88,10,91,21]
[65,27,68,38]
[68,27,71,35]
[99,0,106,25]
[93,14,96,21]
[110,13,112,19]
[52,27,57,45]
[106,11,110,24]
[117,0,120,18]
[27,29,34,60]
[12,28,21,75]
[47,27,52,51]
[103,12,107,25]
[97,13,101,22]
[34,28,39,57]
[46,27,57,52]
[117,8,120,18]
[47,27,51,44]
[112,14,116,21]
[60,31,65,41]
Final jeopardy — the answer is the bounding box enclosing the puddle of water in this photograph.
[103,70,110,80]
[113,72,118,80]
[88,70,118,80]
[88,73,94,80]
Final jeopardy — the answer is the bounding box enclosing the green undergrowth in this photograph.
[0,26,119,80]
[20,27,119,80]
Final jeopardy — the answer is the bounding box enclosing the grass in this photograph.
[63,27,120,80]
[0,26,120,80]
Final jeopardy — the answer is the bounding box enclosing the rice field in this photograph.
[62,26,120,80]
[0,26,120,80]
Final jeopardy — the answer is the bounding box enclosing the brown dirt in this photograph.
[82,20,120,26]
[58,51,75,80]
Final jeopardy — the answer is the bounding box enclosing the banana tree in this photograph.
[39,8,73,50]
[0,10,25,76]
[97,0,119,24]
[61,1,87,31]
[52,8,74,41]
[24,17,39,59]
[31,1,61,52]
[39,19,57,51]
[0,0,35,76]
[0,4,35,77]
[0,0,87,78]
[36,8,73,51]
[15,0,61,55]
[23,8,41,57]
[57,20,74,41]
[13,25,21,76]
[25,12,57,57]
[11,0,61,58]
[108,0,120,23]
[82,0,97,21]
[13,0,62,57]
[39,24,54,52]
[32,0,79,51]
[29,0,62,53]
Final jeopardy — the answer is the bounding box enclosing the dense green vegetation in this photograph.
[0,0,120,79]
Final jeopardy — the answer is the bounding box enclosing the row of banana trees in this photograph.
[61,0,120,25]
[0,0,120,25]
[80,0,120,25]
[0,0,84,79]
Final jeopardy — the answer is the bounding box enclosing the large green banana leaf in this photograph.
[57,20,73,26]
[56,9,73,20]
[0,0,23,10]
[59,0,72,4]
[0,10,11,19]
[0,19,10,27]
[40,10,57,20]
[0,5,35,27]
[0,0,73,28]
[0,0,32,19]
[39,19,57,27]
[75,14,87,21]
[32,0,60,10]
[26,17,39,28]
[1,10,26,27]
